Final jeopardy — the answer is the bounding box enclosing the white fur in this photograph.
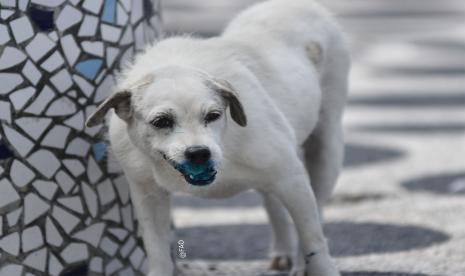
[101,0,350,275]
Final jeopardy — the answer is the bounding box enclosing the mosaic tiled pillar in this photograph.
[0,0,161,275]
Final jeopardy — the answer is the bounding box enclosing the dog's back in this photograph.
[222,0,350,143]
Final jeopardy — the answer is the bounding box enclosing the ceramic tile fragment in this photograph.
[66,137,90,157]
[72,74,94,97]
[106,258,123,275]
[87,155,103,183]
[63,159,85,177]
[52,205,80,234]
[0,0,15,8]
[82,0,103,14]
[10,16,34,43]
[48,31,59,41]
[0,23,11,45]
[0,101,12,123]
[2,124,34,157]
[82,41,104,57]
[102,0,116,23]
[46,96,77,116]
[102,203,121,223]
[81,181,98,217]
[29,4,55,31]
[92,142,106,161]
[94,74,114,102]
[16,117,52,140]
[55,170,75,194]
[9,86,35,110]
[0,73,23,95]
[22,226,44,252]
[48,253,64,276]
[89,257,103,273]
[64,111,84,130]
[0,232,20,256]
[101,24,122,42]
[78,14,98,37]
[119,26,133,45]
[41,125,71,149]
[61,243,89,264]
[7,207,22,226]
[31,0,66,7]
[106,46,120,67]
[120,236,136,258]
[56,5,83,32]
[27,149,60,178]
[120,0,131,11]
[75,59,103,80]
[0,47,27,70]
[120,266,136,276]
[23,248,47,272]
[58,196,84,214]
[11,160,35,188]
[32,180,58,200]
[131,0,143,24]
[100,236,119,256]
[121,204,134,231]
[116,3,128,26]
[113,175,130,204]
[50,69,73,93]
[25,85,55,115]
[60,35,81,65]
[0,179,20,211]
[97,179,116,205]
[25,33,55,62]
[0,264,24,275]
[134,22,144,50]
[72,223,105,247]
[22,60,42,85]
[40,51,65,73]
[45,217,63,247]
[108,227,129,241]
[0,9,15,20]
[129,246,144,269]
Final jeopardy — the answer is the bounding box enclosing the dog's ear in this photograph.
[211,79,247,127]
[85,91,132,127]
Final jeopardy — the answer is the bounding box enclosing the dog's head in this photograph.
[86,66,247,186]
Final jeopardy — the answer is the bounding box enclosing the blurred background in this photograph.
[163,0,465,275]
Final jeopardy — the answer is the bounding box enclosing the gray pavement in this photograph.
[161,0,465,275]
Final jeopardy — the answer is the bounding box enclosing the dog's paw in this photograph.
[302,252,340,276]
[269,255,292,271]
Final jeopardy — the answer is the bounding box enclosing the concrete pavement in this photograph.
[162,1,465,275]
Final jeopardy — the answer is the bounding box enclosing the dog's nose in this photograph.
[185,146,211,164]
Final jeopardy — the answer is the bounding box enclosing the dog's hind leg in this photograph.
[262,193,295,271]
[303,41,350,213]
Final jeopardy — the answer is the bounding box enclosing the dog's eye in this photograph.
[205,112,221,123]
[151,116,174,129]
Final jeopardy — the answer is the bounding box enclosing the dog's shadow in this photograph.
[175,221,449,260]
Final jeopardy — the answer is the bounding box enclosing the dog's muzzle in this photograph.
[161,153,217,186]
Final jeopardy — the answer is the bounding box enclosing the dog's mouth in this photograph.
[161,153,217,186]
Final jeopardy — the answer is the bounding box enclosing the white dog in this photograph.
[86,0,350,275]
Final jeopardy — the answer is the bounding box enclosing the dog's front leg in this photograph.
[126,177,175,276]
[271,162,339,276]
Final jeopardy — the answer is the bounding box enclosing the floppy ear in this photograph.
[85,91,132,127]
[210,79,247,127]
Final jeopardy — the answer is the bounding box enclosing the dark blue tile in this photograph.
[0,141,14,160]
[29,4,55,31]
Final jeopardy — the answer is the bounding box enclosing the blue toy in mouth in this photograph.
[173,160,217,186]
